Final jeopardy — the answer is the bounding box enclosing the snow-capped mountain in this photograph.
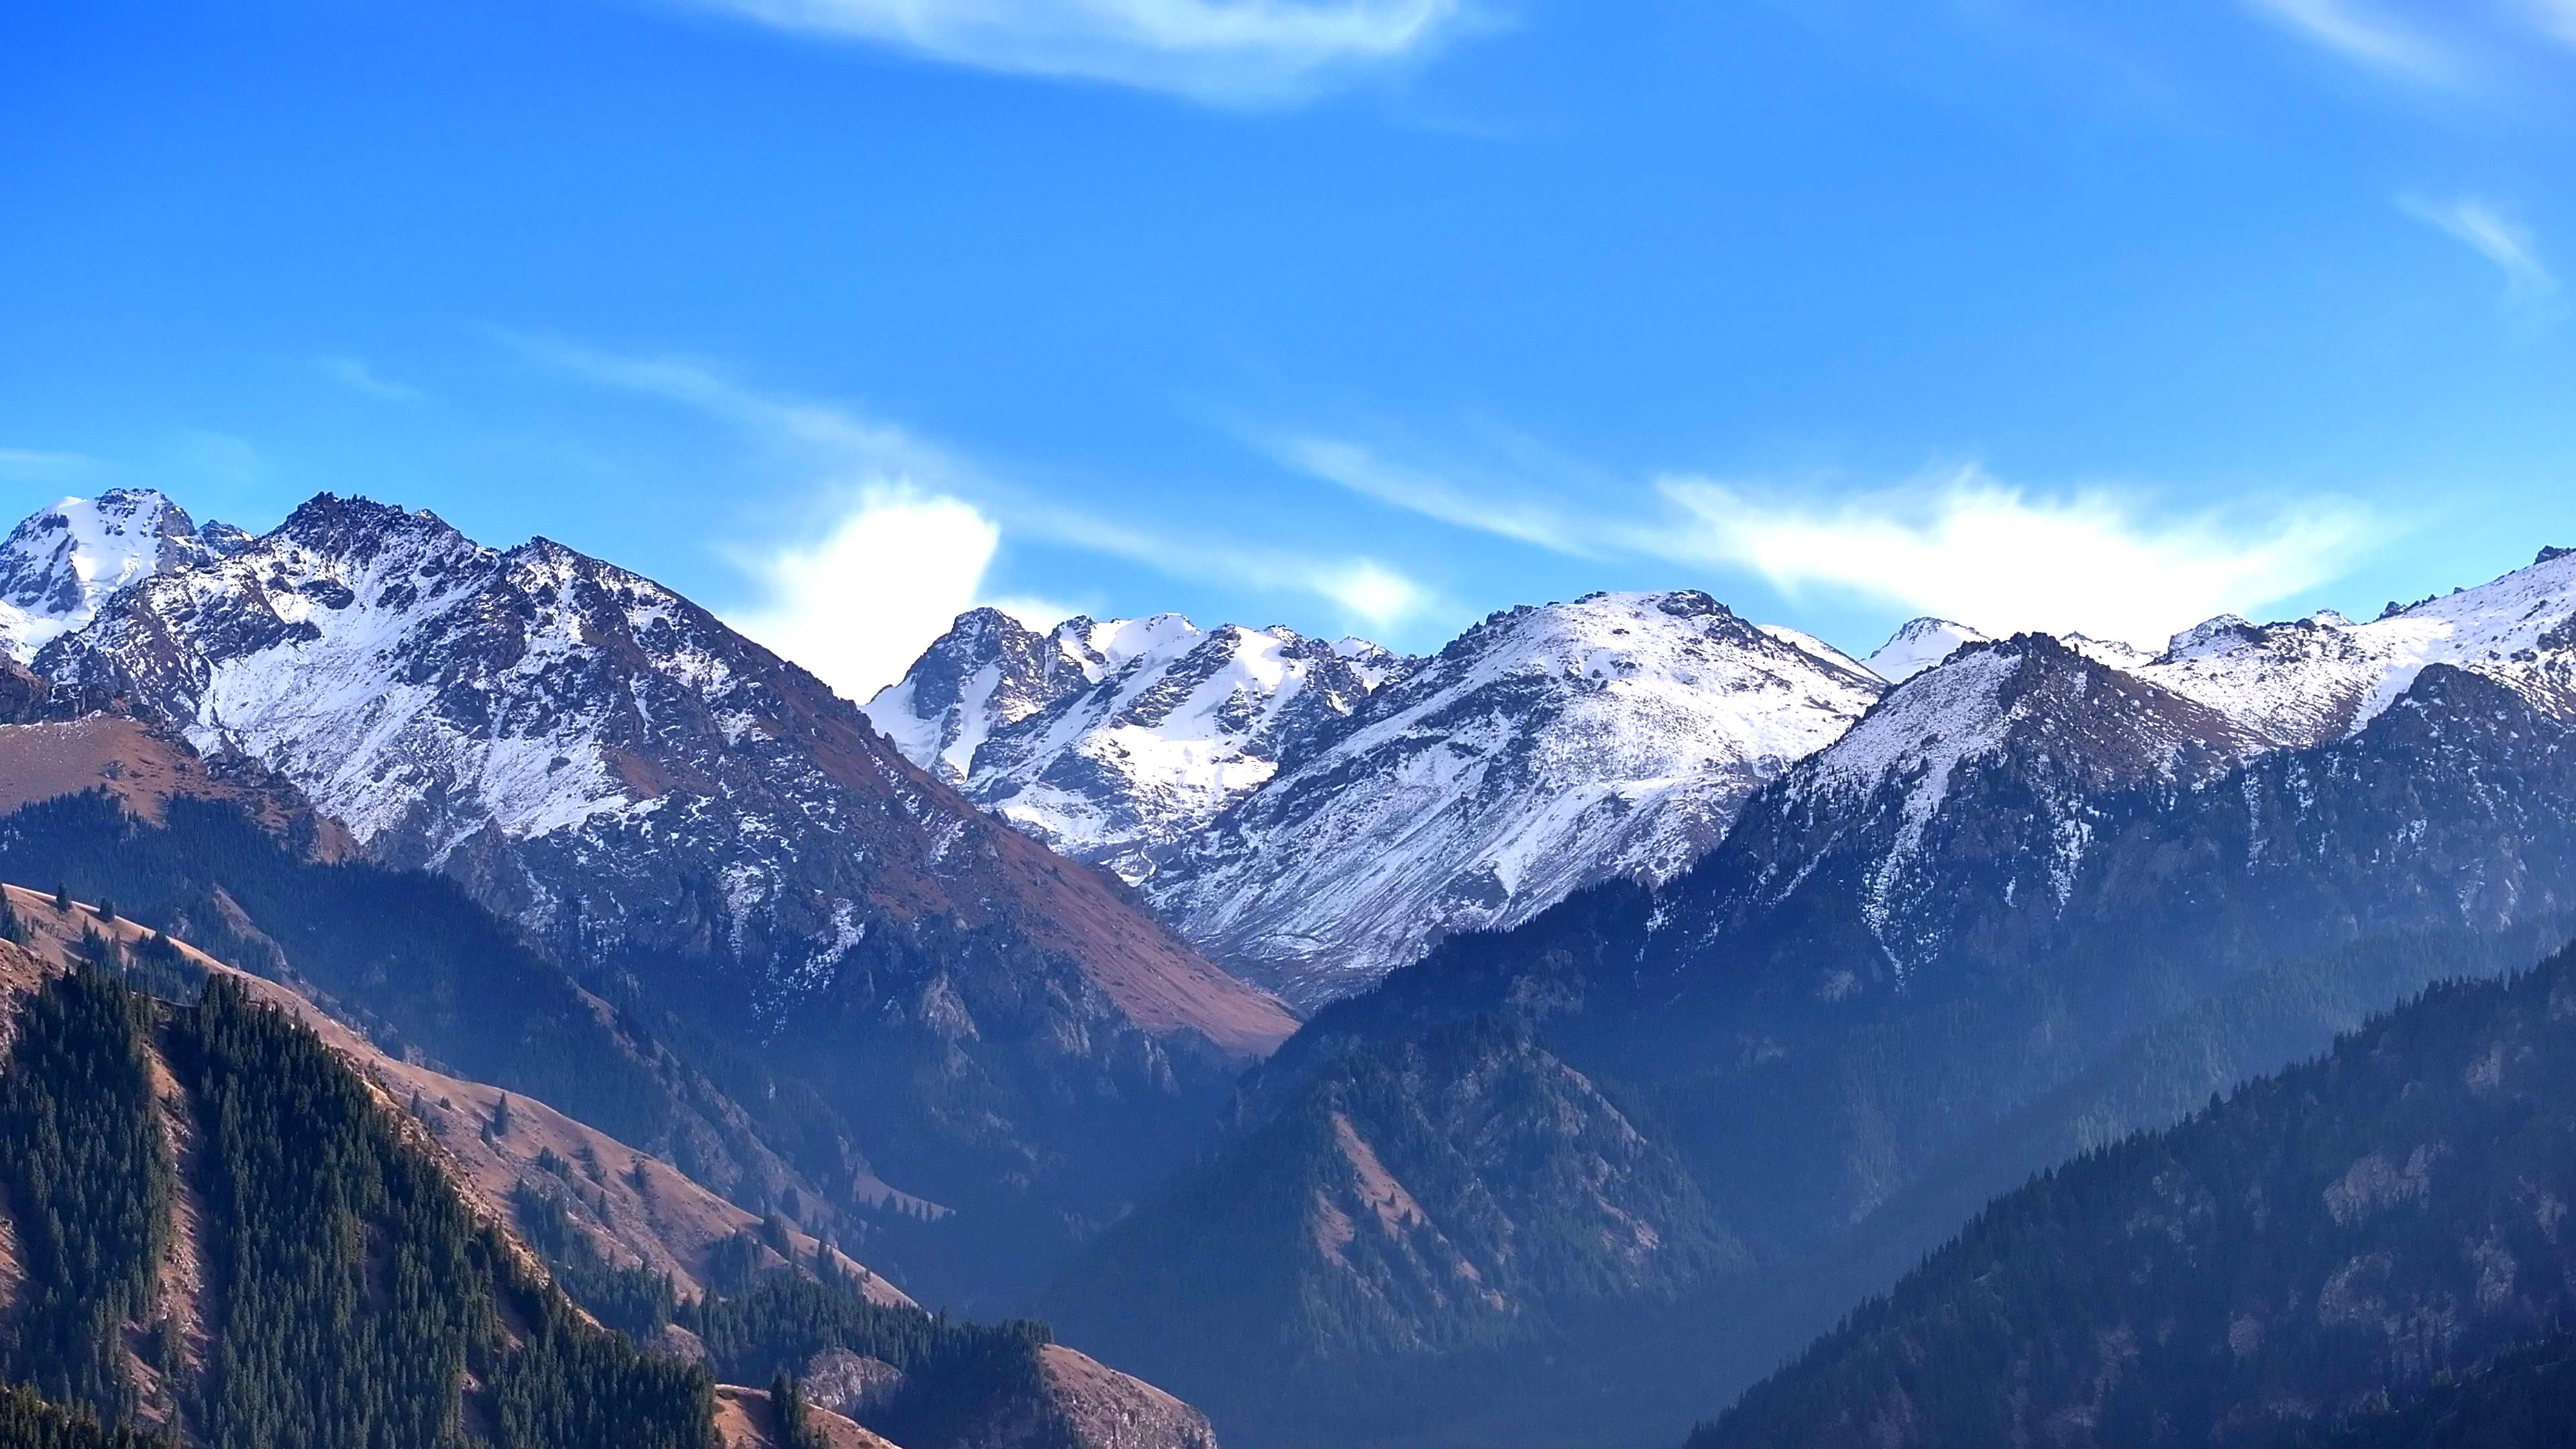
[1257,544,2576,1287]
[1697,630,2273,984]
[865,608,1106,786]
[36,493,1287,1038]
[869,610,1399,881]
[2125,553,2576,747]
[1144,591,1886,1004]
[1862,616,1990,682]
[881,592,1884,1006]
[28,492,1297,1288]
[1660,548,2576,984]
[0,488,248,661]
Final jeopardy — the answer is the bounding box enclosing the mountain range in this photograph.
[7,488,1292,1305]
[8,483,2576,1448]
[1038,547,2576,1444]
[869,590,1887,1004]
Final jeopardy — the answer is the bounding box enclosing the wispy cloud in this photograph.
[667,0,1479,105]
[2529,0,2576,46]
[1285,435,2377,649]
[1645,471,2375,649]
[1275,436,1599,556]
[2243,0,2455,80]
[0,447,100,481]
[319,355,429,402]
[519,337,1432,690]
[506,333,963,484]
[2401,194,2561,312]
[178,431,266,487]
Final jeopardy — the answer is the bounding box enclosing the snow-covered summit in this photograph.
[1144,589,1886,1004]
[2128,547,2576,749]
[0,488,246,661]
[864,608,1100,785]
[1864,617,1990,682]
[875,588,1888,1004]
[33,490,1290,1061]
[870,610,1399,879]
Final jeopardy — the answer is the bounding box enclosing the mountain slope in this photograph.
[1689,942,2576,1449]
[0,949,720,1449]
[1043,1015,1735,1439]
[0,789,839,1226]
[0,902,1229,1449]
[1080,551,2576,1448]
[5,880,911,1311]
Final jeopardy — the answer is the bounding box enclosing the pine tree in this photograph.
[93,898,115,924]
[769,1373,826,1449]
[52,881,71,912]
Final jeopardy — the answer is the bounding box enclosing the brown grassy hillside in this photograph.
[2,883,909,1307]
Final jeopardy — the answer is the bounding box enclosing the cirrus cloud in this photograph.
[672,0,1481,105]
[2400,194,2561,315]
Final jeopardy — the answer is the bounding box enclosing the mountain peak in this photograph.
[1863,616,1990,682]
[0,488,245,661]
[271,492,474,562]
[1147,588,1885,1003]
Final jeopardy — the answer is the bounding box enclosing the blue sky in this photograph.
[5,0,2575,697]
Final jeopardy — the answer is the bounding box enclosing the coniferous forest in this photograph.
[0,963,718,1449]
[0,967,171,1426]
[1688,947,2576,1449]
[0,1384,168,1449]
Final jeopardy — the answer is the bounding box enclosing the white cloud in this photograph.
[521,335,1434,667]
[670,0,1477,105]
[504,333,963,484]
[1278,436,1597,555]
[727,484,1011,700]
[2529,0,2576,46]
[1646,470,2375,649]
[2401,195,2561,309]
[1283,433,2379,649]
[2243,0,2454,80]
[319,355,429,402]
[1313,558,1426,627]
[0,448,99,480]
